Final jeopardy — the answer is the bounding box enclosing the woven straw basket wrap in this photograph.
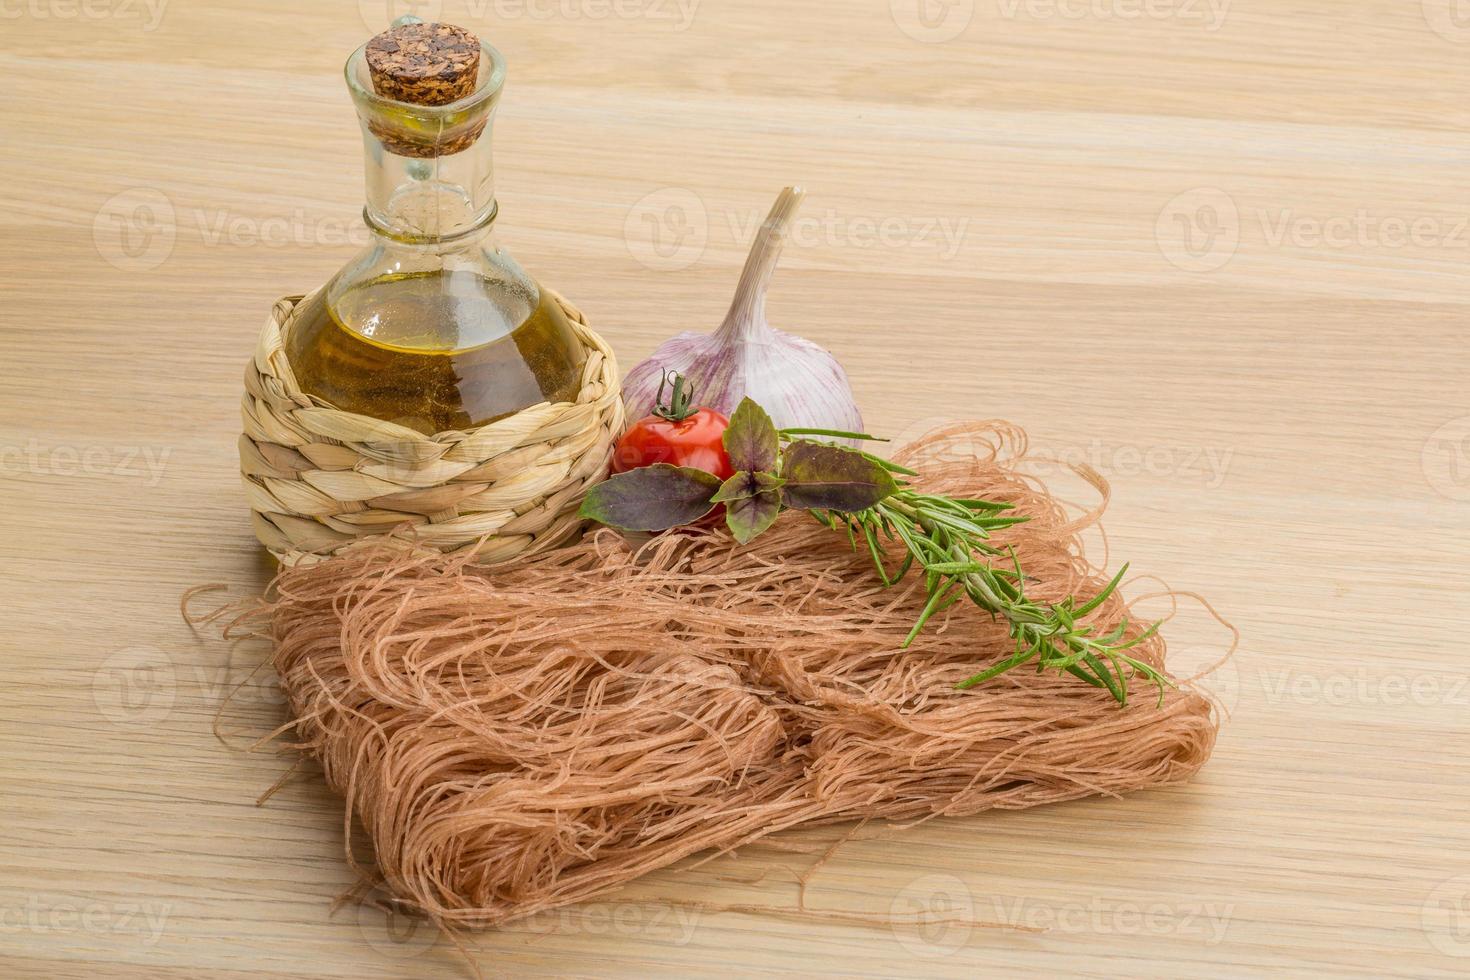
[240,291,624,566]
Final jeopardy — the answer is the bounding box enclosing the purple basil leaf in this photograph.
[579,464,721,532]
[722,398,780,473]
[725,488,783,544]
[712,470,785,504]
[781,440,898,513]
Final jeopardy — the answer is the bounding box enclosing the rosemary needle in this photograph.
[822,468,1170,707]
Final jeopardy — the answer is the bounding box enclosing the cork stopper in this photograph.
[366,22,482,107]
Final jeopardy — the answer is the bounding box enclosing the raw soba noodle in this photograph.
[218,422,1220,936]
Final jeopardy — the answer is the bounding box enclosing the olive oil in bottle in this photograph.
[287,272,584,433]
[285,20,586,434]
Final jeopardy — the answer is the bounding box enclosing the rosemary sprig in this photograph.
[798,438,1170,707]
[582,396,1172,708]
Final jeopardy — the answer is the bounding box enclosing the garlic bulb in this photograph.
[622,187,864,435]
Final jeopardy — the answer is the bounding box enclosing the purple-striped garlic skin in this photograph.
[622,326,863,435]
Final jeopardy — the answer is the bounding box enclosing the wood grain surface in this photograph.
[4,2,1469,977]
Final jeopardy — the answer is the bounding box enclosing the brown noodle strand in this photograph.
[226,423,1224,938]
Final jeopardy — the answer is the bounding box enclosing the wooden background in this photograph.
[4,1,1469,976]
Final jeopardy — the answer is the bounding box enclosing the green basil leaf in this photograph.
[725,488,783,544]
[579,464,721,532]
[722,398,780,473]
[780,440,898,513]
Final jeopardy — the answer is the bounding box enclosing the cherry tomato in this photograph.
[612,408,734,480]
[611,374,734,528]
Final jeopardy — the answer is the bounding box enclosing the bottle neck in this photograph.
[346,40,505,247]
[359,116,499,247]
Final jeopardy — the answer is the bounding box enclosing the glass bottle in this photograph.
[285,23,586,435]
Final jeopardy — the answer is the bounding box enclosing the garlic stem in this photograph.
[620,185,863,436]
[716,186,806,343]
